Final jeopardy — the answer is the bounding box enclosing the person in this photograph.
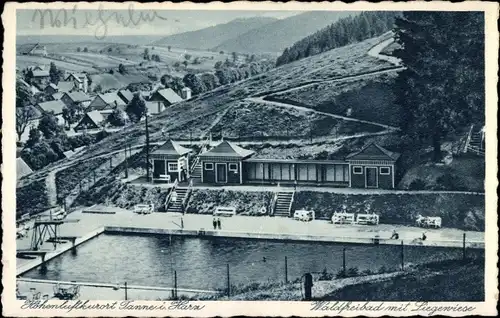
[390,230,399,240]
[213,218,217,230]
[422,232,427,241]
[217,218,221,230]
[180,217,184,229]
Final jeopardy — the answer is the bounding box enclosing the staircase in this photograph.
[466,125,485,156]
[190,162,202,179]
[273,191,294,217]
[166,187,188,213]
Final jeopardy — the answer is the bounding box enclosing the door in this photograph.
[216,163,227,183]
[153,160,165,178]
[365,167,378,188]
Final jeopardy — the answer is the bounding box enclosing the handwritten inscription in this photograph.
[311,301,476,315]
[21,300,205,312]
[31,4,168,39]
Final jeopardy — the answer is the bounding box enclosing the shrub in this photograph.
[408,178,426,190]
[347,267,359,277]
[319,268,334,281]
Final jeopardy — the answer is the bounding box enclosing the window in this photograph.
[380,167,391,175]
[229,163,238,172]
[168,163,178,172]
[204,163,214,170]
[353,166,363,174]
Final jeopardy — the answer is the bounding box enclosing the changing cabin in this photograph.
[150,140,191,183]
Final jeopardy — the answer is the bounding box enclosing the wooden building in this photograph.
[198,141,254,184]
[346,142,400,189]
[150,140,192,183]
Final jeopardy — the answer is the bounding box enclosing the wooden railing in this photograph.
[287,191,295,218]
[270,192,278,216]
[464,125,474,153]
[181,179,194,214]
[164,179,178,211]
[189,137,211,175]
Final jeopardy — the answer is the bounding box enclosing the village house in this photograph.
[31,70,51,87]
[57,81,76,93]
[60,91,92,109]
[44,83,59,95]
[181,87,192,100]
[190,141,400,189]
[117,89,134,104]
[65,73,89,93]
[50,92,65,101]
[16,157,33,181]
[19,43,48,56]
[148,88,183,107]
[36,100,66,125]
[74,110,107,132]
[145,101,166,115]
[150,140,192,183]
[87,92,127,114]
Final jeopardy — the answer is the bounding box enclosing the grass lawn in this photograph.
[319,257,484,301]
[16,179,49,217]
[55,157,108,199]
[268,71,401,126]
[294,191,485,231]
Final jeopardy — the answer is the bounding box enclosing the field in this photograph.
[210,102,384,140]
[266,71,401,126]
[16,55,98,73]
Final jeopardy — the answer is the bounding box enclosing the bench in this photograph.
[331,212,355,225]
[356,213,379,225]
[158,174,171,182]
[416,215,442,228]
[214,206,236,217]
[134,204,154,214]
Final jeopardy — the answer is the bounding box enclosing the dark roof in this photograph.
[37,100,66,115]
[151,140,191,156]
[153,88,183,104]
[199,141,254,159]
[46,83,58,90]
[346,143,400,161]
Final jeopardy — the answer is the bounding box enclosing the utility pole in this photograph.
[145,112,150,182]
[463,233,466,260]
[401,240,404,270]
[124,282,128,300]
[342,247,346,277]
[174,270,178,299]
[284,256,288,283]
[226,264,230,298]
[124,146,128,179]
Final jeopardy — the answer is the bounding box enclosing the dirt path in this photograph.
[367,34,402,66]
[199,104,236,139]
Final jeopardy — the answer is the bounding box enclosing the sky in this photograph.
[16,8,301,37]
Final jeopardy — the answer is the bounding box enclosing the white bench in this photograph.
[293,210,314,222]
[416,215,442,228]
[134,204,154,214]
[356,213,379,225]
[332,212,355,224]
[214,206,236,217]
[158,174,171,182]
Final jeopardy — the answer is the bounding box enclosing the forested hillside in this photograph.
[276,12,400,66]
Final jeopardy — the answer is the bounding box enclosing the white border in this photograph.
[2,1,499,317]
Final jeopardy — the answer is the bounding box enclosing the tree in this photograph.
[16,106,37,141]
[24,69,34,84]
[94,84,103,93]
[232,52,237,62]
[182,73,206,95]
[143,48,150,60]
[62,106,78,128]
[49,62,61,84]
[108,47,113,52]
[25,127,41,148]
[77,47,81,52]
[173,61,180,68]
[125,93,147,123]
[219,51,224,54]
[184,54,192,60]
[118,64,127,74]
[182,60,188,67]
[214,61,223,69]
[192,57,200,64]
[393,12,484,162]
[168,46,172,52]
[38,112,62,139]
[107,107,128,126]
[83,47,88,52]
